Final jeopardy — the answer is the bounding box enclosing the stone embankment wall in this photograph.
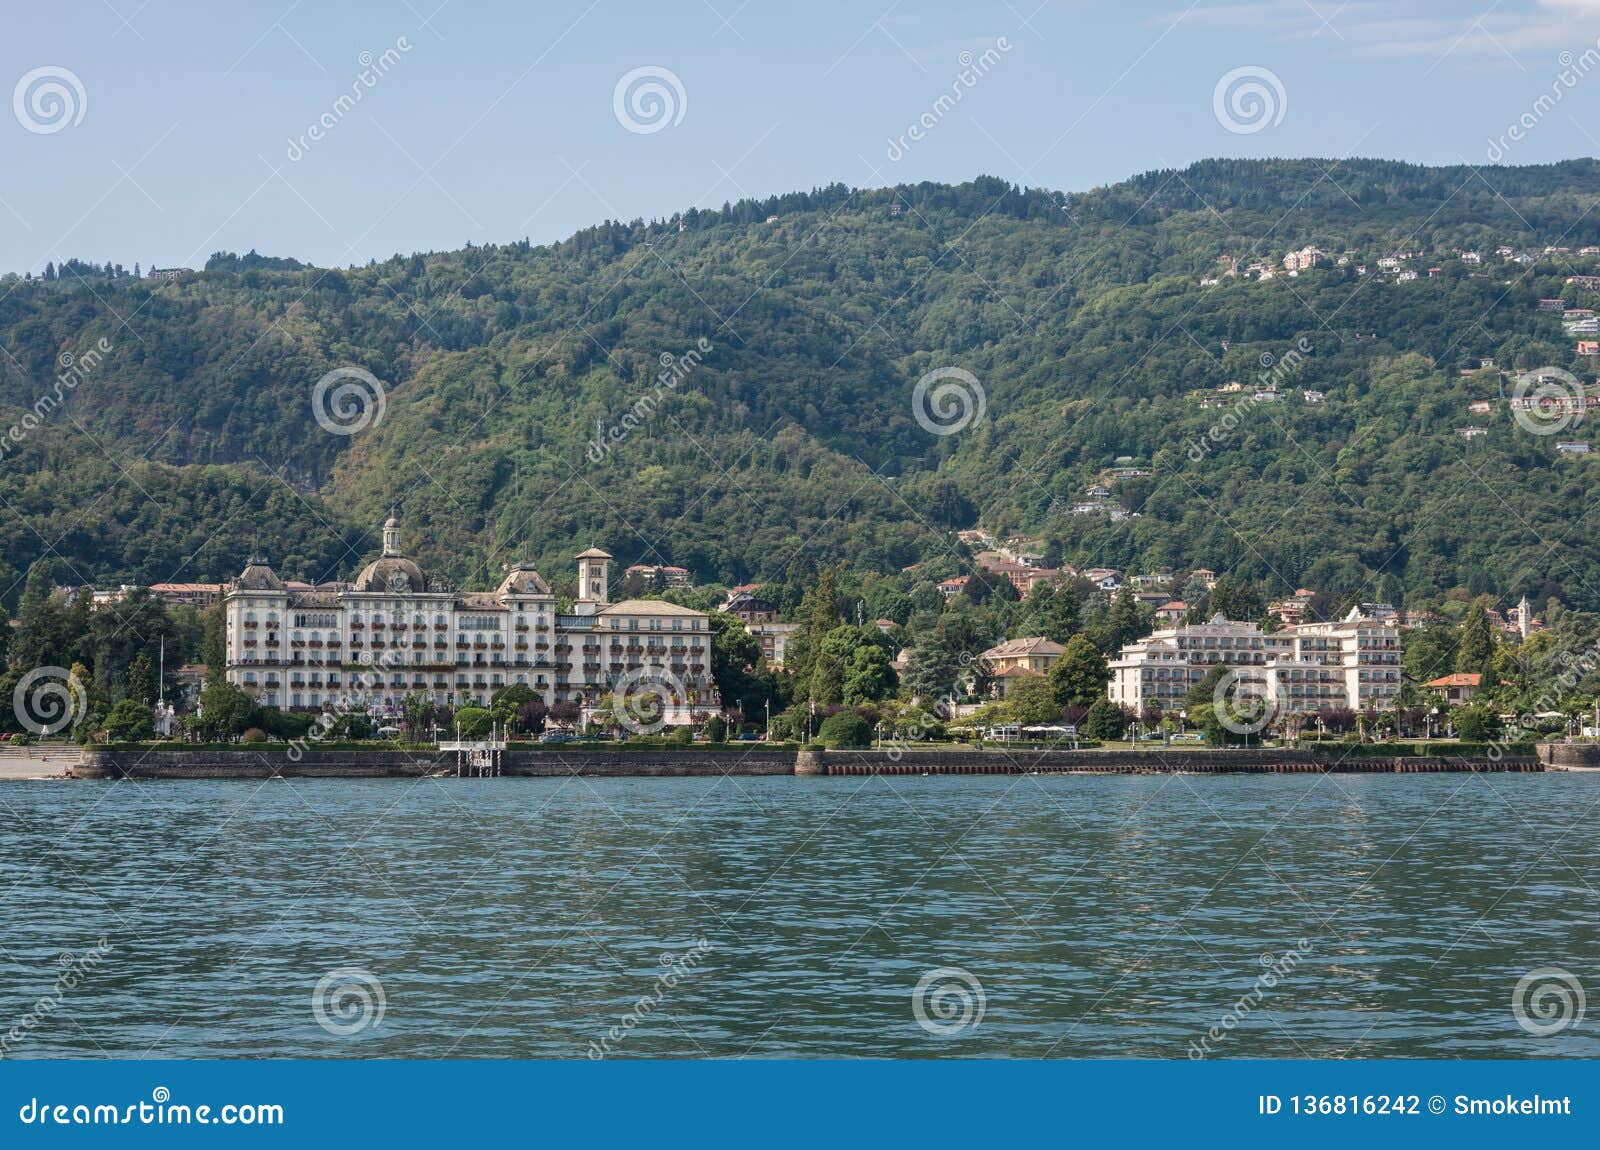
[797,747,1540,776]
[72,745,1548,780]
[77,747,796,779]
[1536,743,1600,770]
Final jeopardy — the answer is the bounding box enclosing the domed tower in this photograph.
[574,546,612,615]
[354,514,426,592]
[383,512,403,556]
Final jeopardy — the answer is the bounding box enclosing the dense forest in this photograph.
[7,158,1600,614]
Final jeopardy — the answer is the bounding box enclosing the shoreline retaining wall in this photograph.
[71,744,1545,779]
[801,747,1540,775]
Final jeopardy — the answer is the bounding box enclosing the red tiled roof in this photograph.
[1425,673,1481,688]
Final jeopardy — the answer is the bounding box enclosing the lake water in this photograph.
[1,773,1596,1059]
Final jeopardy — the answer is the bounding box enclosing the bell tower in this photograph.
[574,546,612,614]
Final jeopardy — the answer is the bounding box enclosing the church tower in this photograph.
[574,547,612,614]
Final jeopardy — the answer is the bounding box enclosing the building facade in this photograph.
[222,518,719,720]
[1107,611,1401,716]
[978,636,1064,699]
[746,621,799,669]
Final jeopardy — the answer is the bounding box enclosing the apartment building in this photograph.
[1107,610,1401,717]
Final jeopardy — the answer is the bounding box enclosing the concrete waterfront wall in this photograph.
[77,746,796,779]
[73,745,1544,779]
[1535,742,1600,770]
[803,747,1541,775]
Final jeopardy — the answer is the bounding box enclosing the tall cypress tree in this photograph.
[1457,599,1496,682]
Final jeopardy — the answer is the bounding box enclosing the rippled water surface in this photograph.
[2,773,1597,1058]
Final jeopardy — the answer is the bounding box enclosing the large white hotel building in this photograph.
[222,517,720,718]
[1107,610,1402,715]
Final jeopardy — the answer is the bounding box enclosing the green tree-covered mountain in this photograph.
[6,157,1600,609]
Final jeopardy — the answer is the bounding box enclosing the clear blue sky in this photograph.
[5,0,1600,274]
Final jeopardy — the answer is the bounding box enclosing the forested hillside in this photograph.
[5,158,1600,610]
